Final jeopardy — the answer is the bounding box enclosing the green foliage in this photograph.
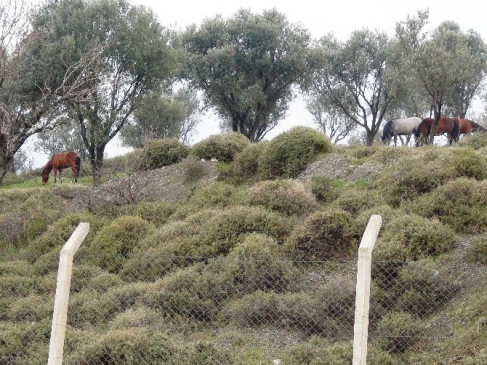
[309,175,340,203]
[229,141,268,184]
[374,213,456,262]
[88,215,152,273]
[376,312,423,353]
[65,329,177,364]
[284,208,358,260]
[248,179,319,216]
[182,9,314,142]
[133,200,177,226]
[408,178,487,233]
[258,126,332,179]
[140,138,190,170]
[180,156,207,182]
[466,233,487,265]
[457,132,487,150]
[333,187,384,217]
[228,233,282,258]
[190,132,250,163]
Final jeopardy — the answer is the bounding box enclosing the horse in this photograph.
[415,118,460,146]
[455,118,485,137]
[41,151,81,184]
[381,117,422,146]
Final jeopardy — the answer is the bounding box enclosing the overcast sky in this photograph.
[27,0,487,168]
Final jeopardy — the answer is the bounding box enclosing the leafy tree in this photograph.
[120,87,201,148]
[0,0,100,185]
[180,8,316,142]
[395,10,487,142]
[32,0,176,183]
[309,29,399,146]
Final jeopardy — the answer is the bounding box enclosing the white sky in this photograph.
[27,0,487,168]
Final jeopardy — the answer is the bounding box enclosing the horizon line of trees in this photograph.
[1,0,486,185]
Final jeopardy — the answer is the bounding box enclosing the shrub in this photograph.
[284,209,358,260]
[7,294,52,322]
[258,126,332,179]
[333,187,384,217]
[65,329,177,364]
[248,179,319,216]
[376,312,424,353]
[407,178,487,233]
[229,141,268,184]
[374,213,456,262]
[466,233,487,265]
[457,131,487,150]
[309,175,340,203]
[88,215,152,273]
[228,233,282,258]
[191,132,250,163]
[140,138,190,170]
[109,307,163,329]
[133,200,177,226]
[180,156,207,182]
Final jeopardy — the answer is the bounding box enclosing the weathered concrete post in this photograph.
[48,222,90,365]
[353,215,382,365]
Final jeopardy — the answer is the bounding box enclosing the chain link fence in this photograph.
[2,252,485,364]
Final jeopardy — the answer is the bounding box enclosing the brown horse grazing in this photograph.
[455,118,485,137]
[415,118,460,146]
[41,152,81,184]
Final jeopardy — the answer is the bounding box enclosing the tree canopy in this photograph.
[180,8,316,142]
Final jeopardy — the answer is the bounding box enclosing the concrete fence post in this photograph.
[353,214,382,365]
[48,222,90,365]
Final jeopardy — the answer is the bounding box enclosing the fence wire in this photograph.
[1,254,485,364]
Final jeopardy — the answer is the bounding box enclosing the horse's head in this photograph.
[41,167,49,184]
[381,121,392,143]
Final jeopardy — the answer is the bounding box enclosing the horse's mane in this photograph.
[470,120,485,130]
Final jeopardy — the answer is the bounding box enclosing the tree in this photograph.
[0,0,100,185]
[305,96,356,144]
[395,11,487,142]
[120,87,201,148]
[309,29,398,146]
[33,0,176,183]
[180,8,315,142]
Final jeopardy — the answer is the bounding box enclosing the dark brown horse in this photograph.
[455,118,485,137]
[415,118,460,146]
[41,152,81,184]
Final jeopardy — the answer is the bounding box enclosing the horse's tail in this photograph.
[75,156,81,182]
[452,119,460,142]
[381,121,392,143]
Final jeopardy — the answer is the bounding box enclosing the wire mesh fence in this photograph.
[1,253,486,364]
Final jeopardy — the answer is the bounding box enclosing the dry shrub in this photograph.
[109,307,163,330]
[191,132,250,163]
[346,144,380,159]
[309,175,340,203]
[407,178,487,233]
[249,179,319,216]
[457,131,487,150]
[284,209,358,260]
[7,294,52,322]
[133,200,177,226]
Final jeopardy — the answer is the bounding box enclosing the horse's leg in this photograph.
[393,133,397,146]
[53,168,57,183]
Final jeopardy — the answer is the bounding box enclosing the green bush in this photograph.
[407,178,487,233]
[65,329,177,364]
[228,233,282,258]
[376,312,423,353]
[309,175,340,203]
[88,215,152,272]
[229,141,268,183]
[140,138,190,170]
[284,209,358,260]
[258,126,332,179]
[457,131,487,150]
[133,200,177,226]
[191,132,250,163]
[7,294,52,322]
[466,233,487,265]
[333,187,384,217]
[248,179,319,216]
[374,213,456,262]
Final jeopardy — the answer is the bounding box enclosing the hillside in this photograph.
[2,132,487,364]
